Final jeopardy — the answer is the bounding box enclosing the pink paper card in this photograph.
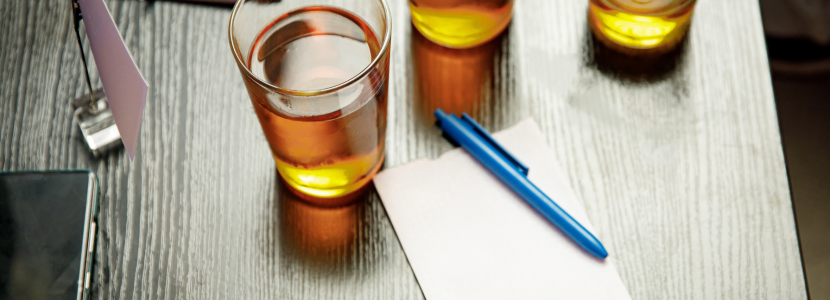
[78,0,148,160]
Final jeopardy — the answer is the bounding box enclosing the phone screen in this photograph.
[0,171,97,300]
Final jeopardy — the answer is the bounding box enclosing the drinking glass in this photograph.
[588,0,696,54]
[409,0,513,49]
[229,0,392,202]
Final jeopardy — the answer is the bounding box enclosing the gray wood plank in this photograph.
[0,0,806,299]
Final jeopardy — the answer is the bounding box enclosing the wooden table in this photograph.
[0,0,807,299]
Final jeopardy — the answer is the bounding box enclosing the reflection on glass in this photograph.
[412,26,504,122]
[588,0,695,54]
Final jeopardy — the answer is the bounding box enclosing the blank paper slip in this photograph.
[373,119,631,300]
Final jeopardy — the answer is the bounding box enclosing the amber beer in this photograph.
[589,0,696,54]
[409,0,513,48]
[230,2,391,202]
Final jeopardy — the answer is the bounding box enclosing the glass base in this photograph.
[409,3,512,49]
[72,89,122,156]
[278,154,384,206]
[588,1,694,55]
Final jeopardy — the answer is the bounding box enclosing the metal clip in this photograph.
[70,0,122,155]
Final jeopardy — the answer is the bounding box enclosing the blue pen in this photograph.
[434,109,608,259]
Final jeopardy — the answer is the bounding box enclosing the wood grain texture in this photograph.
[0,0,806,299]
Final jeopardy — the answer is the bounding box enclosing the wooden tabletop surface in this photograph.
[0,0,807,299]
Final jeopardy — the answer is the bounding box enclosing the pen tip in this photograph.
[595,244,608,259]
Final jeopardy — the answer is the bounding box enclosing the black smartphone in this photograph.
[0,171,99,300]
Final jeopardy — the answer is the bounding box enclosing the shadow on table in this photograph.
[276,177,363,263]
[262,174,390,284]
[411,23,512,127]
[581,25,690,84]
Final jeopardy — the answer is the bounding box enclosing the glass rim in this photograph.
[228,0,393,97]
[595,0,696,15]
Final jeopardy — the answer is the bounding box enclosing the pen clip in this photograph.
[460,113,530,176]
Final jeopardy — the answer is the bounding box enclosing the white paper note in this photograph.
[373,119,631,300]
[79,0,149,160]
